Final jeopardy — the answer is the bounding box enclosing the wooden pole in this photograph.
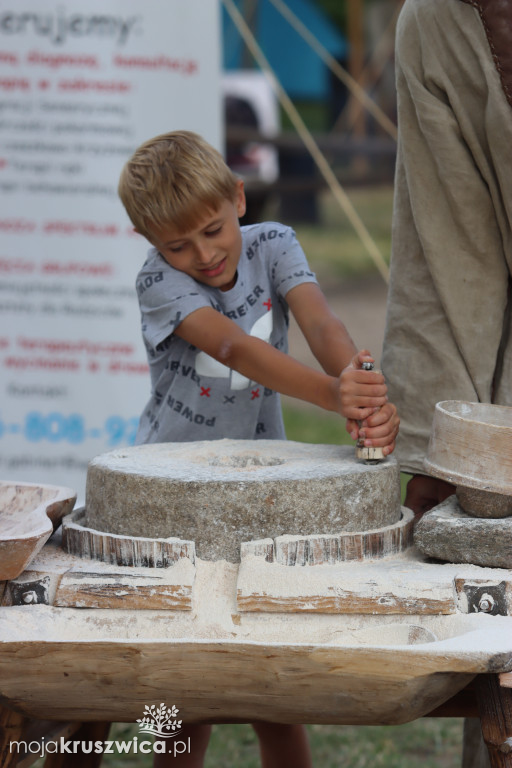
[241,0,259,69]
[476,675,512,768]
[347,0,367,173]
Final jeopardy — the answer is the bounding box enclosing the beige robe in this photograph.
[382,0,512,475]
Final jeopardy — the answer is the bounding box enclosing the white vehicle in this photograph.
[222,70,279,221]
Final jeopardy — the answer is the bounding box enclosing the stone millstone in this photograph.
[414,495,512,569]
[85,440,402,562]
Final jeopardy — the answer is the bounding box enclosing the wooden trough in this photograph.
[0,481,76,581]
[0,437,511,731]
[1,534,512,724]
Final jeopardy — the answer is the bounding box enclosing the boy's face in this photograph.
[149,180,246,292]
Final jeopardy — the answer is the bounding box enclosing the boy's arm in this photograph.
[284,282,357,375]
[286,282,399,452]
[173,306,386,419]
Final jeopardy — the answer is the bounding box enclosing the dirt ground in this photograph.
[287,274,389,370]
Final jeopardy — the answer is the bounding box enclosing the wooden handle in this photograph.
[356,361,385,462]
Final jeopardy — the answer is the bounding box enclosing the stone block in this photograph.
[414,496,512,569]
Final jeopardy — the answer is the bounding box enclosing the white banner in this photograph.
[0,1,222,499]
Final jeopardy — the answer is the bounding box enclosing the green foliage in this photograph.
[282,402,351,446]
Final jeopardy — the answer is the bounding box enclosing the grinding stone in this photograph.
[85,439,402,562]
[456,486,512,519]
[414,495,512,569]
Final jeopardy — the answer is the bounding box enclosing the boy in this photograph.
[118,130,399,767]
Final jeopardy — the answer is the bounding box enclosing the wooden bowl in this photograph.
[0,481,76,580]
[424,401,512,496]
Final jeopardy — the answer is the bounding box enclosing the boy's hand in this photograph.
[347,402,400,456]
[338,350,387,420]
[339,350,399,456]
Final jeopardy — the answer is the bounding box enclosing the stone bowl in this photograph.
[424,401,512,501]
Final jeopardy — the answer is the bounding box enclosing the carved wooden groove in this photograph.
[241,507,414,566]
[61,508,195,567]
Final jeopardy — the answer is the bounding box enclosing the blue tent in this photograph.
[222,0,347,101]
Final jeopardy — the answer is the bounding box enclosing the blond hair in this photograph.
[118,130,239,241]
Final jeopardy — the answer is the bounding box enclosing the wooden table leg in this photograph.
[462,719,491,768]
[475,674,512,768]
[0,705,27,768]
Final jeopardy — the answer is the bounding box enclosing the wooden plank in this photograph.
[54,558,195,610]
[237,556,457,614]
[238,557,512,615]
[1,533,196,610]
[501,674,512,690]
[424,679,479,718]
[237,588,455,615]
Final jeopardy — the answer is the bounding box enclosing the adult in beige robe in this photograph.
[382,0,512,515]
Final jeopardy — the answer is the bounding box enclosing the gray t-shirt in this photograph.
[135,221,317,443]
